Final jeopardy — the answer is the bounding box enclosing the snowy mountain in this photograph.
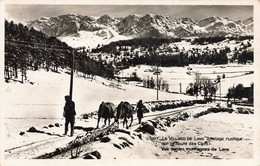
[27,13,253,48]
[236,17,253,34]
[198,16,253,37]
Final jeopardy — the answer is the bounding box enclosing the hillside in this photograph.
[90,36,253,68]
[3,69,197,119]
[4,20,114,83]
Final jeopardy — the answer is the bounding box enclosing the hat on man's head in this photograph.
[65,95,71,100]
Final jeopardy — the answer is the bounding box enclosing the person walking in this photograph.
[63,95,76,136]
[136,100,144,124]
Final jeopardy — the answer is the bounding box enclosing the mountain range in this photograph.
[27,13,253,48]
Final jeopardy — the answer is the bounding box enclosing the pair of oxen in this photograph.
[96,101,134,129]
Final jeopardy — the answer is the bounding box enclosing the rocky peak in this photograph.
[58,13,80,20]
[119,14,140,26]
[97,14,112,24]
[38,16,49,21]
[241,17,253,25]
[179,17,197,24]
[141,13,166,22]
[198,16,221,27]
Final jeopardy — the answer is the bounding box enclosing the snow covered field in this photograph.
[119,64,253,94]
[2,64,254,160]
[58,29,132,49]
[151,111,253,159]
[3,64,253,120]
[3,68,200,119]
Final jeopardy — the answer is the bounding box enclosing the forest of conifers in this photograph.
[4,20,114,82]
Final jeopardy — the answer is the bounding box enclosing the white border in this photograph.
[0,0,259,166]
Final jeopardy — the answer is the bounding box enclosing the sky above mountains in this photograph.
[5,5,253,23]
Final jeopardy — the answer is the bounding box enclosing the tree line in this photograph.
[191,35,253,45]
[186,74,219,100]
[91,37,182,53]
[129,49,229,67]
[142,76,169,92]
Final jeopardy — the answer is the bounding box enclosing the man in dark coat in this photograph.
[136,100,144,124]
[63,95,76,136]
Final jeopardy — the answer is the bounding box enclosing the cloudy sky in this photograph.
[5,5,253,23]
